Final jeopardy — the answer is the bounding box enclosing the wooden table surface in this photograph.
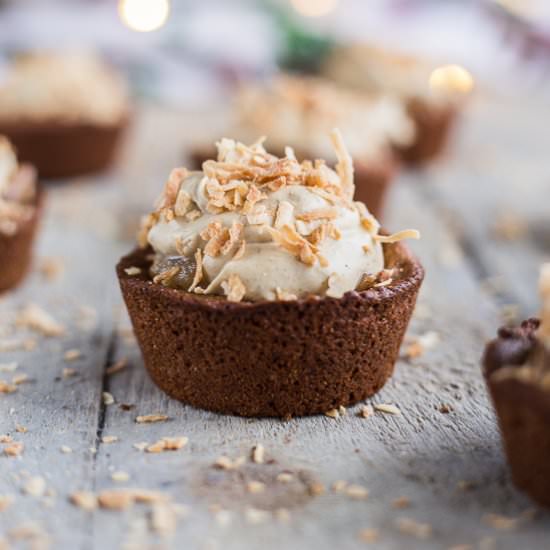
[1,92,549,550]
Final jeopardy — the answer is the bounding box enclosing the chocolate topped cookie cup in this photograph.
[482,265,550,507]
[117,240,423,417]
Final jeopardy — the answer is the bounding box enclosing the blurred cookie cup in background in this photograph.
[189,75,415,218]
[0,52,130,179]
[323,45,474,165]
[0,136,42,292]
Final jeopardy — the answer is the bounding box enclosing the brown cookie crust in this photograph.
[0,117,129,179]
[482,319,550,507]
[117,241,424,417]
[395,98,456,165]
[188,146,396,220]
[0,169,43,292]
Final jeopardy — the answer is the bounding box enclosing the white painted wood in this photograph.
[1,99,550,550]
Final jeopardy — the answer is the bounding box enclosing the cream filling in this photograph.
[148,173,384,301]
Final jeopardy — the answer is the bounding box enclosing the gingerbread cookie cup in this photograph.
[395,99,456,165]
[0,170,43,292]
[117,240,423,418]
[482,319,550,507]
[0,118,129,179]
[189,147,396,220]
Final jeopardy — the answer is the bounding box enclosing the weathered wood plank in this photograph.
[88,106,550,550]
[423,94,550,316]
[2,100,550,550]
[0,190,122,549]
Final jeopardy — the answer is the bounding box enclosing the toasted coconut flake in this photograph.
[0,495,14,512]
[146,437,188,453]
[359,405,373,419]
[16,304,65,337]
[274,201,294,229]
[251,444,265,464]
[213,455,246,470]
[64,349,82,362]
[174,188,192,217]
[185,209,201,221]
[296,207,338,222]
[101,435,119,444]
[392,496,411,509]
[106,358,128,376]
[4,442,24,457]
[483,513,520,531]
[275,287,298,301]
[345,484,369,500]
[158,168,188,210]
[103,392,115,406]
[247,481,266,494]
[244,507,271,525]
[276,472,294,483]
[0,380,17,394]
[153,265,180,286]
[374,229,420,244]
[539,263,550,344]
[23,476,46,497]
[285,146,296,160]
[374,403,401,415]
[62,367,77,379]
[151,502,177,536]
[234,239,246,260]
[111,471,130,483]
[0,362,18,373]
[395,517,432,539]
[221,274,246,302]
[135,414,169,424]
[70,491,97,511]
[330,128,354,199]
[98,490,134,510]
[39,257,65,281]
[124,267,141,276]
[358,528,379,543]
[188,249,203,292]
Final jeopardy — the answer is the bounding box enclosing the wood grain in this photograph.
[1,99,549,549]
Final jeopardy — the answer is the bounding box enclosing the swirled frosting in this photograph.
[141,131,418,302]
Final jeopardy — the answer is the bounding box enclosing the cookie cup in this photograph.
[395,98,456,165]
[0,117,129,179]
[117,241,423,417]
[0,168,43,292]
[482,320,550,507]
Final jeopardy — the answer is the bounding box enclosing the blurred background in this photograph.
[1,0,550,105]
[1,0,549,314]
